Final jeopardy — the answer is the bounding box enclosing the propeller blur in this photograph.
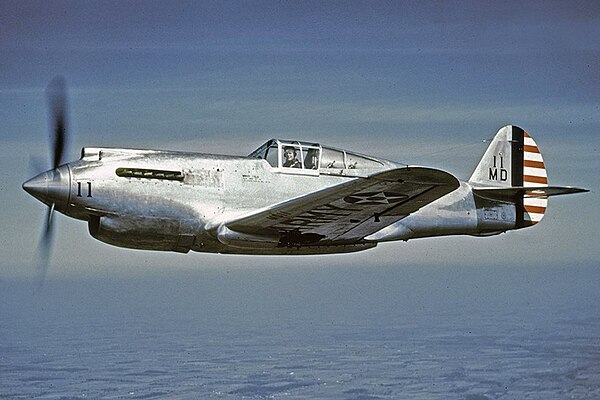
[25,77,70,289]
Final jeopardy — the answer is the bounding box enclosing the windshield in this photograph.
[248,140,278,167]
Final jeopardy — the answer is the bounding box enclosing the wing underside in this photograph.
[224,167,460,247]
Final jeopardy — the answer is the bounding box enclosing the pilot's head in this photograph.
[284,146,297,160]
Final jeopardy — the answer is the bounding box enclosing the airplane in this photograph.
[24,78,588,276]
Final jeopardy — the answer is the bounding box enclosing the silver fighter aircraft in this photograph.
[24,78,588,271]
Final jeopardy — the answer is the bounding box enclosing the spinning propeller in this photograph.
[23,76,70,290]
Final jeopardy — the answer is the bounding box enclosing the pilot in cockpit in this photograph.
[283,146,301,168]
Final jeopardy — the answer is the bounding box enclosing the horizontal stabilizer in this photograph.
[474,186,589,202]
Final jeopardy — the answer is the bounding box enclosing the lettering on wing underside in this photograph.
[274,203,361,230]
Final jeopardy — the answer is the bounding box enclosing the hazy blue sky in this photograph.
[1,1,598,279]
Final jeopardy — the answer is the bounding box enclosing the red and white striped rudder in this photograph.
[522,131,548,225]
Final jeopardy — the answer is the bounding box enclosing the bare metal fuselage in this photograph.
[28,146,512,255]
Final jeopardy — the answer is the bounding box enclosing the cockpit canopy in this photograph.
[249,139,386,172]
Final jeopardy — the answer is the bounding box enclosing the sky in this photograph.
[0,1,598,280]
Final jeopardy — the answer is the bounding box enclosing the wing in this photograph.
[225,167,460,246]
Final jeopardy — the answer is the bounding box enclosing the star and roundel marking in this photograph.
[343,191,408,205]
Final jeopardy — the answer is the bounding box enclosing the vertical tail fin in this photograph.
[470,125,548,226]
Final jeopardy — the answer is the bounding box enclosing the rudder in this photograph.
[470,125,548,227]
